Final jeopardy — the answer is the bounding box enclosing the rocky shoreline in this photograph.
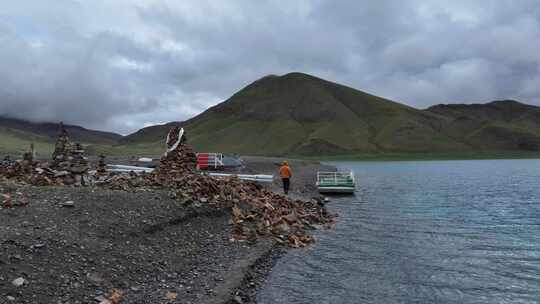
[226,157,336,304]
[1,156,334,304]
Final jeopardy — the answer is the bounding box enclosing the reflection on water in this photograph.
[257,159,540,304]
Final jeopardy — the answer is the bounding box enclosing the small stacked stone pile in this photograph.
[3,144,36,177]
[158,126,197,177]
[96,154,107,176]
[69,143,89,174]
[0,156,15,179]
[20,144,35,174]
[1,155,12,167]
[51,122,72,170]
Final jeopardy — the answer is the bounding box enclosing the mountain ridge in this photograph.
[3,72,540,157]
[122,72,540,156]
[425,99,540,151]
[0,116,123,144]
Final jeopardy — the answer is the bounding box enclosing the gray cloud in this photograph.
[1,0,540,134]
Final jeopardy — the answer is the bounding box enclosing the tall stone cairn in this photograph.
[51,122,72,169]
[158,126,197,177]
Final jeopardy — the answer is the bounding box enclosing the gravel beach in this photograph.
[0,157,333,304]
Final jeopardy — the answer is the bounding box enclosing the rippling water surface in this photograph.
[257,159,540,304]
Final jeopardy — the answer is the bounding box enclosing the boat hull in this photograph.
[318,186,355,194]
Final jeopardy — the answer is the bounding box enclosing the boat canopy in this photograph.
[316,171,355,194]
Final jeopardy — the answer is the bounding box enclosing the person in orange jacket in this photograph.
[279,160,292,195]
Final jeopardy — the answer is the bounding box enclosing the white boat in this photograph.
[208,172,274,183]
[316,171,355,194]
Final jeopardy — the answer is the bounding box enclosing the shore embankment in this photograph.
[0,157,333,304]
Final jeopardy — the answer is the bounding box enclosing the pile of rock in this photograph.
[98,170,334,247]
[96,154,107,176]
[0,145,36,180]
[1,155,13,167]
[0,125,335,247]
[157,126,197,178]
[51,122,72,170]
[0,124,91,186]
[50,123,89,174]
[69,143,89,175]
[161,173,334,247]
[20,144,35,174]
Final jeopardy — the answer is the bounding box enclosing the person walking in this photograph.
[279,160,292,195]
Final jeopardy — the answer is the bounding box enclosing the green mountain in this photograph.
[123,73,540,156]
[122,73,474,155]
[426,100,540,151]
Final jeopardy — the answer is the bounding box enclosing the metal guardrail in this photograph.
[316,171,355,185]
[106,164,155,173]
[104,164,272,184]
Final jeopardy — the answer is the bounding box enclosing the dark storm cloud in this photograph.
[1,1,540,133]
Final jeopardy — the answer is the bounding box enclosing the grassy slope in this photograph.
[86,142,165,157]
[426,100,540,151]
[0,127,54,157]
[0,127,134,159]
[121,73,470,156]
[0,117,122,144]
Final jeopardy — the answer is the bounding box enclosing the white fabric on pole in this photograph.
[165,128,184,155]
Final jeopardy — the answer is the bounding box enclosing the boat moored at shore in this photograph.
[316,170,355,194]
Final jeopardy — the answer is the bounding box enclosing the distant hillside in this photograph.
[0,117,122,144]
[123,72,472,155]
[0,127,54,157]
[426,100,540,151]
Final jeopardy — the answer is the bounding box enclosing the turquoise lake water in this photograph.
[257,159,540,303]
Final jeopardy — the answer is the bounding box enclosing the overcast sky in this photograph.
[1,1,540,134]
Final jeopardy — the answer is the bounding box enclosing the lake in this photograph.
[257,159,540,303]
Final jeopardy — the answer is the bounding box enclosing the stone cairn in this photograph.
[20,144,35,174]
[96,154,107,176]
[51,122,72,170]
[69,143,89,174]
[51,123,89,176]
[158,126,197,177]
